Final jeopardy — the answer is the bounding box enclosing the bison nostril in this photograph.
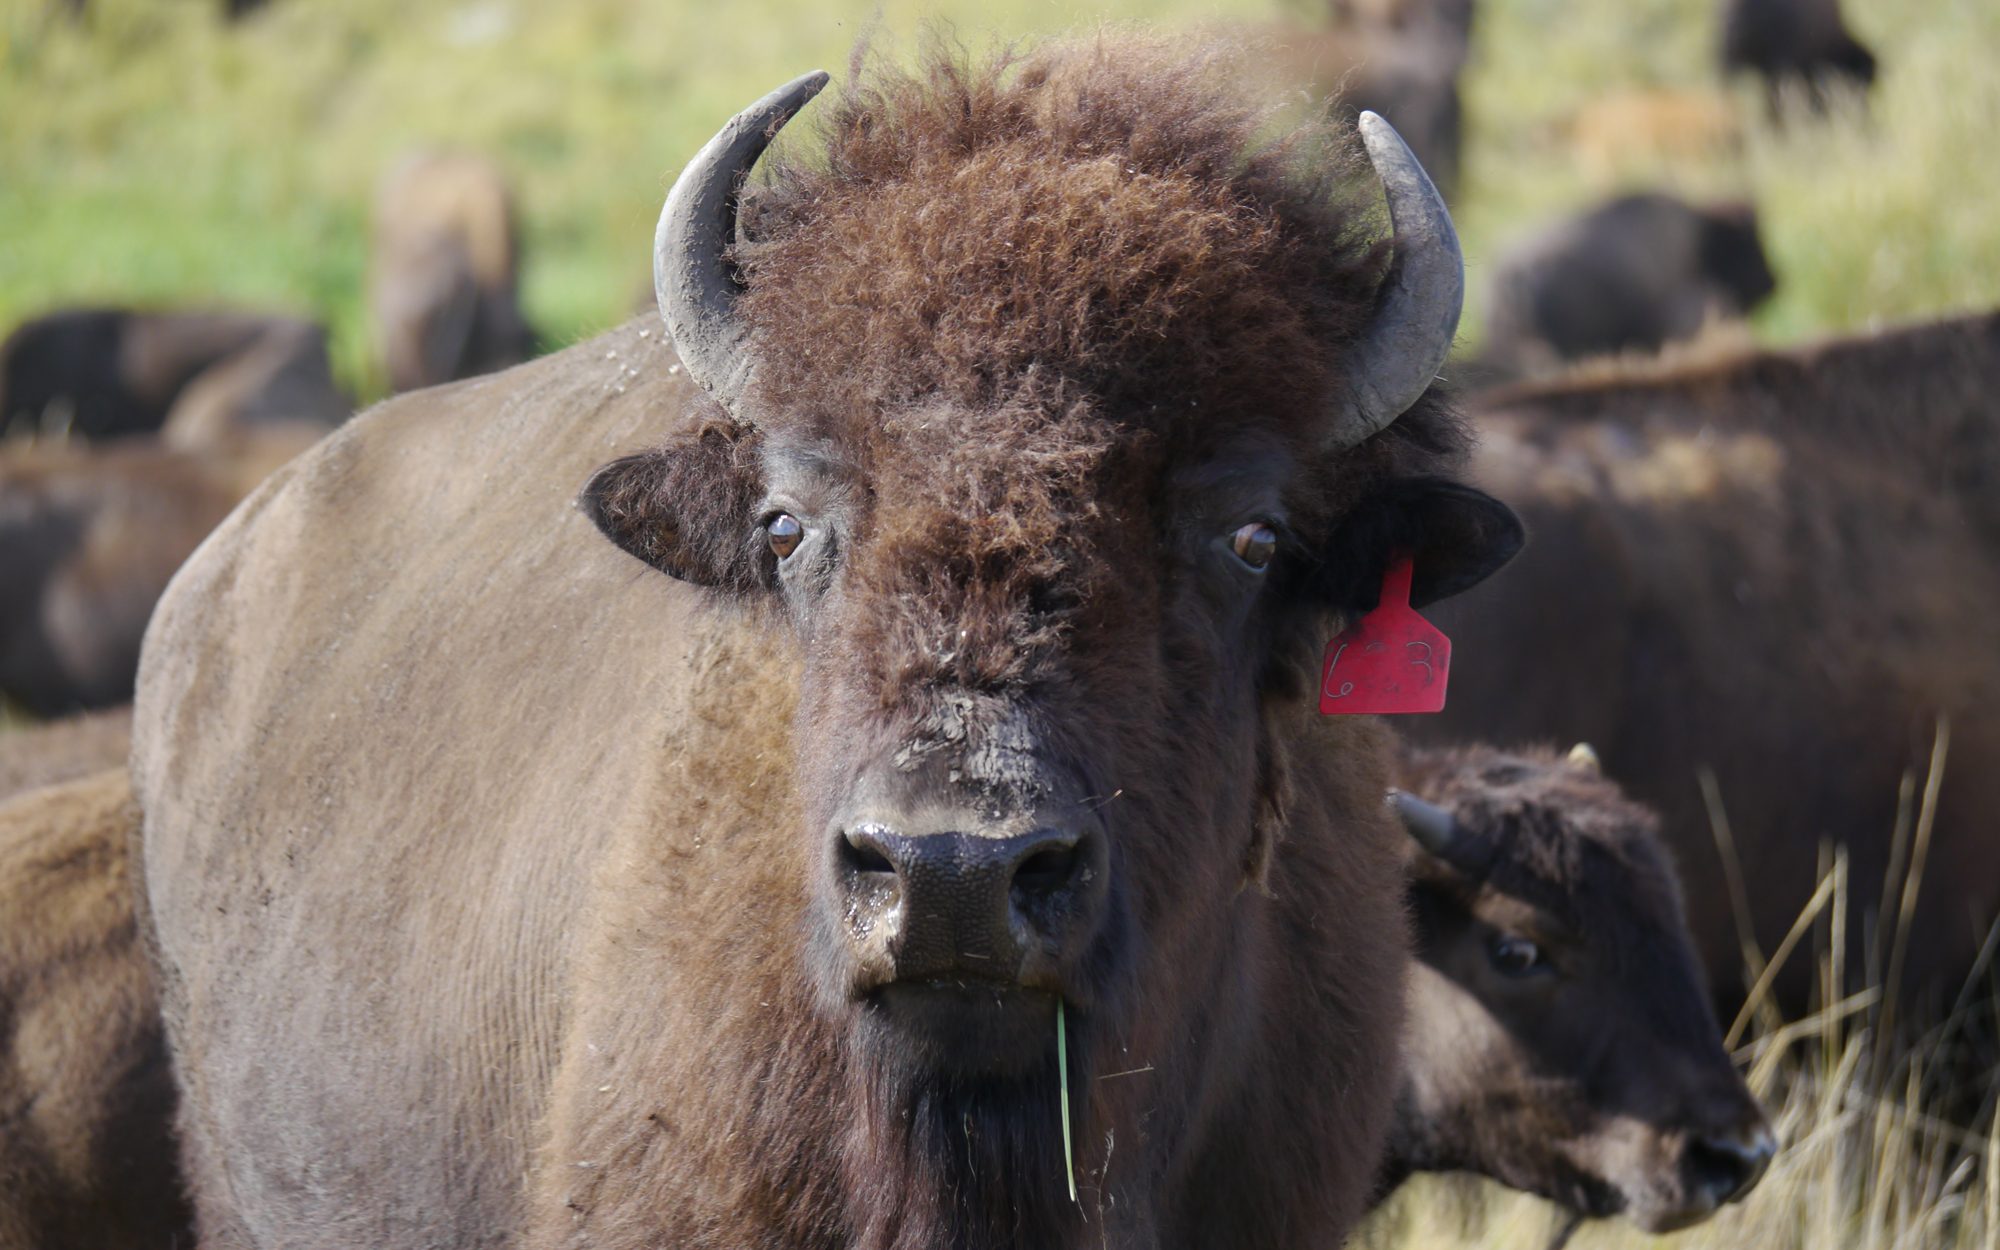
[839,828,896,877]
[1012,842,1080,896]
[1688,1124,1776,1206]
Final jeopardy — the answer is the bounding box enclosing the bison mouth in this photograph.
[863,978,1063,1076]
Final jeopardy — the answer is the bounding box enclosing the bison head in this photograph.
[1389,745,1776,1232]
[582,42,1519,1246]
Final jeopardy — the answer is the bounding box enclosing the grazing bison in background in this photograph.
[370,150,537,392]
[0,308,344,441]
[133,40,1525,1250]
[1421,312,2000,1014]
[0,769,189,1250]
[0,400,325,715]
[1255,0,1475,202]
[1473,192,1776,381]
[1384,743,1774,1231]
[1721,0,1876,113]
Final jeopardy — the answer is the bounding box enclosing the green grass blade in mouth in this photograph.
[1058,998,1077,1203]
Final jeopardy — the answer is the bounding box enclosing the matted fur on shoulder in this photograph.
[735,33,1457,458]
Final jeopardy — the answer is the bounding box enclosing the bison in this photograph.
[1421,311,2000,1014]
[0,308,343,441]
[370,150,537,392]
[1384,742,1774,1231]
[0,730,1773,1243]
[1721,0,1877,114]
[131,40,1527,1250]
[1473,192,1776,381]
[0,396,326,716]
[0,768,189,1250]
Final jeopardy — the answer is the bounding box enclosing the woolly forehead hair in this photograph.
[731,35,1403,450]
[1404,744,1682,926]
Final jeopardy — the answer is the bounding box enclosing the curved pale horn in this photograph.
[1326,111,1464,450]
[1566,742,1602,772]
[1389,789,1463,859]
[655,70,830,412]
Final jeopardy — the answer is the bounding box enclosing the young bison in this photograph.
[1384,743,1775,1232]
[1425,313,2000,1015]
[133,38,1525,1250]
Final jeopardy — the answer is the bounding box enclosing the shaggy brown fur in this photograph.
[133,37,1517,1250]
[1422,311,2000,1012]
[0,769,187,1250]
[0,707,132,803]
[371,151,536,392]
[1386,744,1770,1232]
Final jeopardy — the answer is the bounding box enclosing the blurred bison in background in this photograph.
[0,309,343,441]
[1722,0,1877,112]
[133,45,1524,1250]
[0,767,188,1250]
[1258,0,1475,201]
[371,151,536,392]
[1384,742,1774,1232]
[1423,311,2000,1015]
[1475,193,1776,380]
[0,392,327,716]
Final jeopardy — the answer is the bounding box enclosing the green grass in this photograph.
[5,0,1995,402]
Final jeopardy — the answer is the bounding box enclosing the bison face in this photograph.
[586,412,1518,1080]
[1392,755,1776,1231]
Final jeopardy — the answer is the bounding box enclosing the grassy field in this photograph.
[6,0,2000,1244]
[4,0,1997,398]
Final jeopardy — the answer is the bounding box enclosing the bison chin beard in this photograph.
[840,1022,1091,1250]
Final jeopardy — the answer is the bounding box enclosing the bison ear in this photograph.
[1309,477,1524,611]
[579,429,769,594]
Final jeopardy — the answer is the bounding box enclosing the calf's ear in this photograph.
[579,429,769,594]
[1309,477,1524,611]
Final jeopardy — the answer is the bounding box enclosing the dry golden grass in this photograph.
[1363,723,2000,1250]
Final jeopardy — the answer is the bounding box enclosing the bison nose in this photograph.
[836,822,1106,986]
[1687,1120,1777,1208]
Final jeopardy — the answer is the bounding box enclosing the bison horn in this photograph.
[1388,789,1464,858]
[1326,111,1464,450]
[654,70,830,412]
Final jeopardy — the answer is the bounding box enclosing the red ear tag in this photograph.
[1318,557,1451,715]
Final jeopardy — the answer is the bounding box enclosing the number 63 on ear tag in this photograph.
[1319,557,1451,715]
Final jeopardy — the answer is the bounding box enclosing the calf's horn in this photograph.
[1389,789,1464,858]
[655,70,830,413]
[1327,111,1464,450]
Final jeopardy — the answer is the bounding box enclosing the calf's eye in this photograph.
[1488,934,1546,978]
[1230,521,1279,571]
[766,513,803,560]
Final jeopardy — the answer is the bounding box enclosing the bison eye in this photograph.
[1229,521,1279,571]
[765,513,803,560]
[1488,934,1547,978]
